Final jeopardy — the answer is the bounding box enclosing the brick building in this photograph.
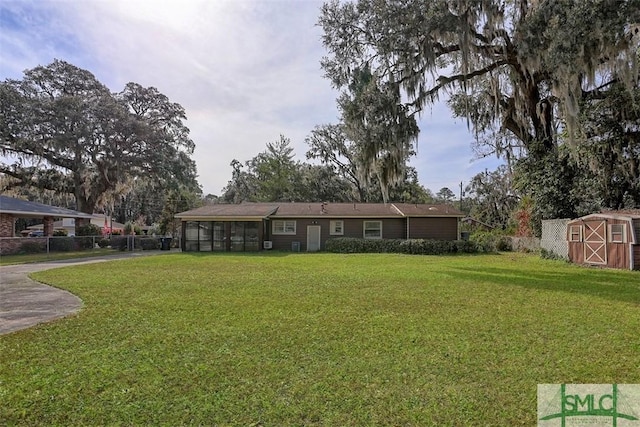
[0,195,93,254]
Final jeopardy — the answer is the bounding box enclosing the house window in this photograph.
[609,224,625,243]
[569,225,582,242]
[363,221,382,239]
[330,220,344,235]
[272,220,296,235]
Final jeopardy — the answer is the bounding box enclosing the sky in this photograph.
[0,0,502,198]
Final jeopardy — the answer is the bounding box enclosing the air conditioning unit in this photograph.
[263,241,273,249]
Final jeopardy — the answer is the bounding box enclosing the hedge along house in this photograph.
[175,202,464,252]
[566,210,640,270]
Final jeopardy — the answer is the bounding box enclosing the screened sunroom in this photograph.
[183,221,262,252]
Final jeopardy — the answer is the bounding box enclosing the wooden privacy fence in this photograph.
[541,219,570,259]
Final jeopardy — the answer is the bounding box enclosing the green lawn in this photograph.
[1,253,638,426]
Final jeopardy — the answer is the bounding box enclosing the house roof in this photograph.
[392,203,464,217]
[0,195,94,219]
[271,203,400,217]
[175,202,464,220]
[175,203,279,220]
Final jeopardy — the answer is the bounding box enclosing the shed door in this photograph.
[584,220,607,265]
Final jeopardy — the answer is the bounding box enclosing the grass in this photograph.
[0,249,120,266]
[1,252,639,426]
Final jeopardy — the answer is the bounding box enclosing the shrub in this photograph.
[326,238,479,255]
[401,239,452,255]
[139,237,161,250]
[123,222,142,236]
[496,236,513,252]
[20,240,45,254]
[49,237,74,252]
[454,239,478,253]
[326,237,399,253]
[76,224,102,236]
[540,248,566,261]
[399,239,456,255]
[146,225,160,236]
[53,230,68,237]
[97,238,111,248]
[74,236,95,250]
[110,236,129,251]
[470,230,513,253]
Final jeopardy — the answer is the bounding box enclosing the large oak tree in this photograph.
[320,0,640,216]
[0,60,199,216]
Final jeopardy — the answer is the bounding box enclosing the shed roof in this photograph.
[568,210,640,223]
[607,209,640,218]
[0,195,94,219]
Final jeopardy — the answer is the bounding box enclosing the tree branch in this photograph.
[406,59,509,108]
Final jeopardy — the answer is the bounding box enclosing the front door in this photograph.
[584,220,607,265]
[307,225,321,252]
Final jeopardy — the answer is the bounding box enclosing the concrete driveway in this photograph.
[0,251,168,335]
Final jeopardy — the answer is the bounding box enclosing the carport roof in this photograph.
[0,195,94,219]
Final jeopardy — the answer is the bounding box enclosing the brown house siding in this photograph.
[269,218,312,251]
[266,217,462,250]
[268,217,408,251]
[408,217,458,240]
[383,218,406,239]
[339,218,405,240]
[341,218,371,238]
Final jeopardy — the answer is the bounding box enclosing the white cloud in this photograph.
[0,0,502,197]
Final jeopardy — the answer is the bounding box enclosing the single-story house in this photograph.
[566,210,640,270]
[175,202,464,252]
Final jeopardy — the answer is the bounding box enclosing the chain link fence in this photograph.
[0,235,180,256]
